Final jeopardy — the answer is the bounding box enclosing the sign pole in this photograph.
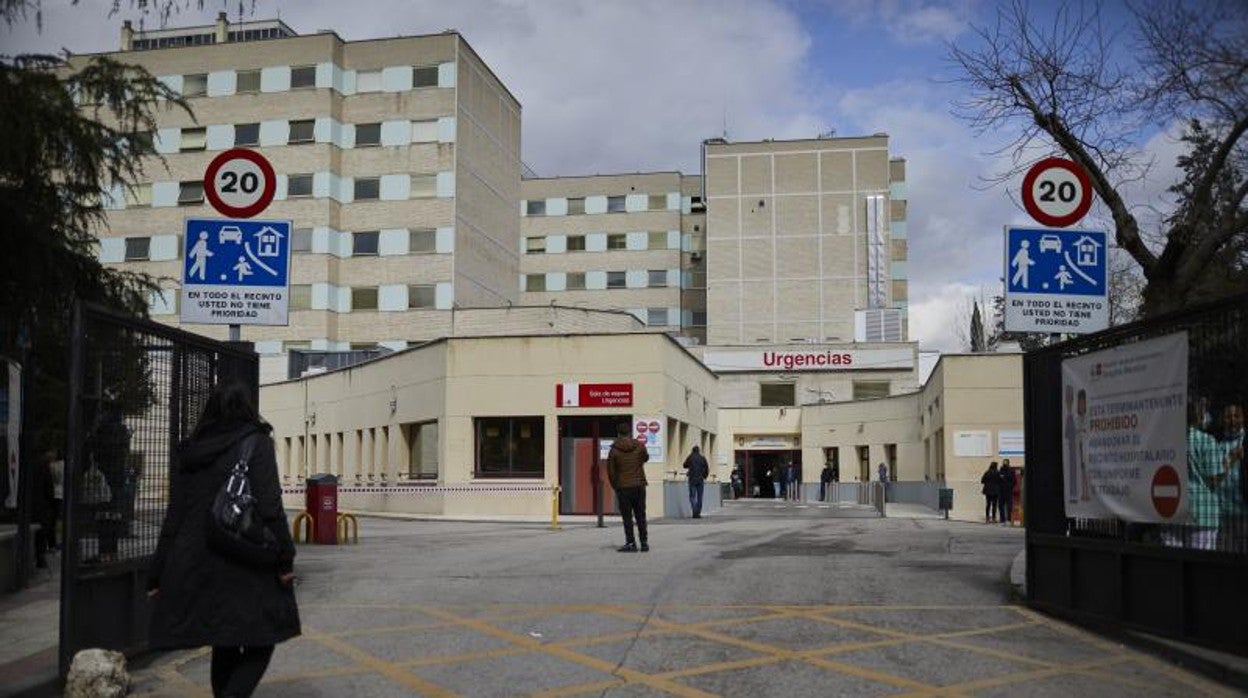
[229,324,241,342]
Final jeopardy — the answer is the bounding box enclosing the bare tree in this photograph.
[950,1,1247,315]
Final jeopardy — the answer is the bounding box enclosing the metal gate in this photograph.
[1024,293,1248,654]
[60,302,257,676]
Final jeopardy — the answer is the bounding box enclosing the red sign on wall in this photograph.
[556,383,633,408]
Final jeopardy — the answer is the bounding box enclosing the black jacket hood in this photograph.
[178,420,268,472]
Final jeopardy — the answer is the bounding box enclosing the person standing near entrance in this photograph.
[998,460,1017,525]
[608,423,650,552]
[981,462,1002,523]
[784,461,799,501]
[682,446,709,518]
[820,461,834,502]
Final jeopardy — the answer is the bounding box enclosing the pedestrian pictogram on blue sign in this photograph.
[1006,227,1105,296]
[181,218,291,326]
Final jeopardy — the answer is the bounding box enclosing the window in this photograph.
[566,235,586,252]
[180,127,206,152]
[288,119,315,144]
[690,271,707,288]
[411,175,437,198]
[355,69,382,93]
[648,194,667,210]
[289,284,312,310]
[408,284,436,309]
[290,65,316,89]
[648,231,668,250]
[567,197,585,215]
[760,383,796,407]
[607,233,627,250]
[410,229,436,253]
[178,181,204,204]
[691,310,707,326]
[236,69,260,93]
[124,184,152,208]
[607,271,626,289]
[182,73,207,97]
[647,308,668,326]
[853,381,890,400]
[234,123,260,147]
[411,119,438,142]
[566,272,586,290]
[127,131,154,152]
[291,228,313,252]
[647,270,667,288]
[355,123,381,147]
[124,237,150,261]
[352,231,379,256]
[607,195,626,213]
[287,174,313,198]
[525,274,546,292]
[406,421,439,480]
[351,287,378,311]
[413,65,439,88]
[525,237,546,254]
[525,200,546,216]
[354,177,380,200]
[475,416,544,478]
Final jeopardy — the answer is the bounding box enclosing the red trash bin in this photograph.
[305,474,338,544]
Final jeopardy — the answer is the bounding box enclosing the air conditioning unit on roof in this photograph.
[855,308,903,342]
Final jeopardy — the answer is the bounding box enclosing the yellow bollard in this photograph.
[291,511,313,544]
[336,513,359,544]
[550,485,561,530]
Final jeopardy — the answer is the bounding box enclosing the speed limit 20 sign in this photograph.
[1022,157,1093,228]
[204,148,277,218]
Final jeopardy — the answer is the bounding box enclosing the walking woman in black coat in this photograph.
[146,383,300,697]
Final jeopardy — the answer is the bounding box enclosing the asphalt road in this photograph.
[127,506,1233,697]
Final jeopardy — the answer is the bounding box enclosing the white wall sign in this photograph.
[998,430,1026,457]
[701,347,913,372]
[1061,332,1188,522]
[953,431,992,457]
[633,415,666,464]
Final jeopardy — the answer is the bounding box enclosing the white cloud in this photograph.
[908,281,982,352]
[825,0,973,44]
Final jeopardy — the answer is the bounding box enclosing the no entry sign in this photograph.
[1151,465,1182,519]
[1022,157,1093,228]
[204,148,277,218]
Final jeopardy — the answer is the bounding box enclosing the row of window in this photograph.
[525,232,674,253]
[119,173,440,208]
[523,270,675,292]
[288,285,438,311]
[170,118,443,151]
[525,194,669,216]
[118,229,439,261]
[176,64,440,97]
[759,381,891,407]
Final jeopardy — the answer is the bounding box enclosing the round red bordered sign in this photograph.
[203,148,277,218]
[1151,464,1181,519]
[1021,157,1093,228]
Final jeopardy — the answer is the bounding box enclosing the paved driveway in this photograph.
[129,509,1232,697]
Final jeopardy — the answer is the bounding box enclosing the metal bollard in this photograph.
[550,485,562,530]
[291,511,313,543]
[336,513,359,544]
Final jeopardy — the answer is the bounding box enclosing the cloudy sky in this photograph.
[3,0,1185,351]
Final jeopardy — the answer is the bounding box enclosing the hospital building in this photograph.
[83,15,1024,522]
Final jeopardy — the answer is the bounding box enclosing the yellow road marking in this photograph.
[304,628,461,697]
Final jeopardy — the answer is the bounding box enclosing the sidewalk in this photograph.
[0,554,60,698]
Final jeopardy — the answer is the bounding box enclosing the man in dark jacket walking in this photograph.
[607,423,650,552]
[682,446,710,518]
[998,459,1017,525]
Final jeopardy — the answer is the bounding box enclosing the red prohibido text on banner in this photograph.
[1061,332,1188,522]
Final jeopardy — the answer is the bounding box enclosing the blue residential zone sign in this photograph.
[181,217,291,326]
[1003,227,1109,334]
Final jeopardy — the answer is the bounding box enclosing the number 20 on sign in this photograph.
[203,148,277,219]
[1022,157,1094,228]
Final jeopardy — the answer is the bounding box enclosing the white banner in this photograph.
[1061,332,1188,522]
[954,431,991,457]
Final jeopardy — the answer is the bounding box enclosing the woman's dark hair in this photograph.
[191,382,267,439]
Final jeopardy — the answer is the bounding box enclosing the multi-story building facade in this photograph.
[89,15,520,355]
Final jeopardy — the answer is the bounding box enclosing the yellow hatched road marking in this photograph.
[305,628,461,697]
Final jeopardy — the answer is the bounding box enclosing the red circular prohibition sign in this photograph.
[1021,157,1094,228]
[203,148,277,218]
[1151,464,1182,519]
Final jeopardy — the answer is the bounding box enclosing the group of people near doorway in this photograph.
[980,459,1019,524]
[726,462,802,500]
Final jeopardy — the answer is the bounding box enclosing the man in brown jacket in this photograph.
[607,422,650,552]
